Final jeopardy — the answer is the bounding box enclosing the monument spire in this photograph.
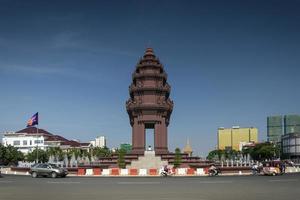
[126,48,174,154]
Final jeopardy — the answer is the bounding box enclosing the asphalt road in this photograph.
[1,174,300,200]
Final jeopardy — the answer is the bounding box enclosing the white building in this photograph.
[2,127,90,154]
[90,136,106,148]
[2,131,46,154]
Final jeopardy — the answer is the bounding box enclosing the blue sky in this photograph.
[0,0,299,157]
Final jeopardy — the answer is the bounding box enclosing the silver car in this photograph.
[30,163,68,178]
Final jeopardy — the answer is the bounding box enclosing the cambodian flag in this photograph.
[27,112,38,127]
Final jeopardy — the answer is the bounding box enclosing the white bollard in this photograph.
[120,169,128,176]
[139,169,147,176]
[102,169,110,176]
[85,169,93,176]
[177,168,187,175]
[196,168,205,175]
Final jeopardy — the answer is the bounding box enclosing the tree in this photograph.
[207,150,223,161]
[68,148,81,159]
[93,147,112,159]
[117,148,126,168]
[26,148,48,163]
[81,149,91,161]
[0,144,24,166]
[250,143,279,161]
[173,148,182,168]
[207,149,241,161]
[46,147,64,161]
[0,144,6,165]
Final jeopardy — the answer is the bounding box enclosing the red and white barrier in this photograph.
[102,169,110,176]
[196,168,205,175]
[76,167,213,176]
[120,169,128,176]
[85,169,93,175]
[139,169,147,176]
[149,168,157,175]
[177,168,187,175]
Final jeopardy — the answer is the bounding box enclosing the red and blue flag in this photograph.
[27,112,38,127]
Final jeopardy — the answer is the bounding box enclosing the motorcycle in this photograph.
[252,167,261,175]
[160,169,174,177]
[208,168,220,176]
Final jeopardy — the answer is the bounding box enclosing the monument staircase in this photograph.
[126,151,168,169]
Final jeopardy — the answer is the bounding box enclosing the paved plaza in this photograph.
[1,174,300,200]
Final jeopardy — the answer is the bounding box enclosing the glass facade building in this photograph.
[281,115,300,162]
[267,116,283,144]
[282,133,300,162]
[284,115,300,134]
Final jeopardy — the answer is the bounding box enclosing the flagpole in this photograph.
[36,124,39,163]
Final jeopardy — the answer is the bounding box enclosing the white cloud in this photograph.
[0,64,103,82]
[52,31,83,49]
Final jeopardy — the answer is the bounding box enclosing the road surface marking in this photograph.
[196,181,233,184]
[0,180,13,183]
[118,181,161,185]
[269,179,298,182]
[47,181,81,184]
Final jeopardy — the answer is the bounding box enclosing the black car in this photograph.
[30,163,68,178]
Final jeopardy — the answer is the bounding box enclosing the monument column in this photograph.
[154,119,168,154]
[132,119,145,154]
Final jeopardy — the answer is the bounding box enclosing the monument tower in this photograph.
[126,48,174,154]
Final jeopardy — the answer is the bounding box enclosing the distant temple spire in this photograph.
[183,138,193,157]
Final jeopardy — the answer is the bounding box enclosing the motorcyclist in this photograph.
[209,164,218,175]
[160,165,170,176]
[252,163,259,174]
[164,165,169,173]
[279,162,285,174]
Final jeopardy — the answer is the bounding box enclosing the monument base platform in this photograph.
[126,151,168,169]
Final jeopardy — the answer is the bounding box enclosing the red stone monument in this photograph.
[126,48,174,154]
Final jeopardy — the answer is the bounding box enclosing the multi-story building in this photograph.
[2,130,46,154]
[280,115,300,162]
[90,136,106,148]
[2,127,88,154]
[267,114,300,144]
[218,126,258,151]
[284,115,300,134]
[267,116,283,144]
[282,132,300,162]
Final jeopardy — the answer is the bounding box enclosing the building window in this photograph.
[34,140,43,144]
[23,140,27,145]
[13,140,20,146]
[30,140,32,145]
